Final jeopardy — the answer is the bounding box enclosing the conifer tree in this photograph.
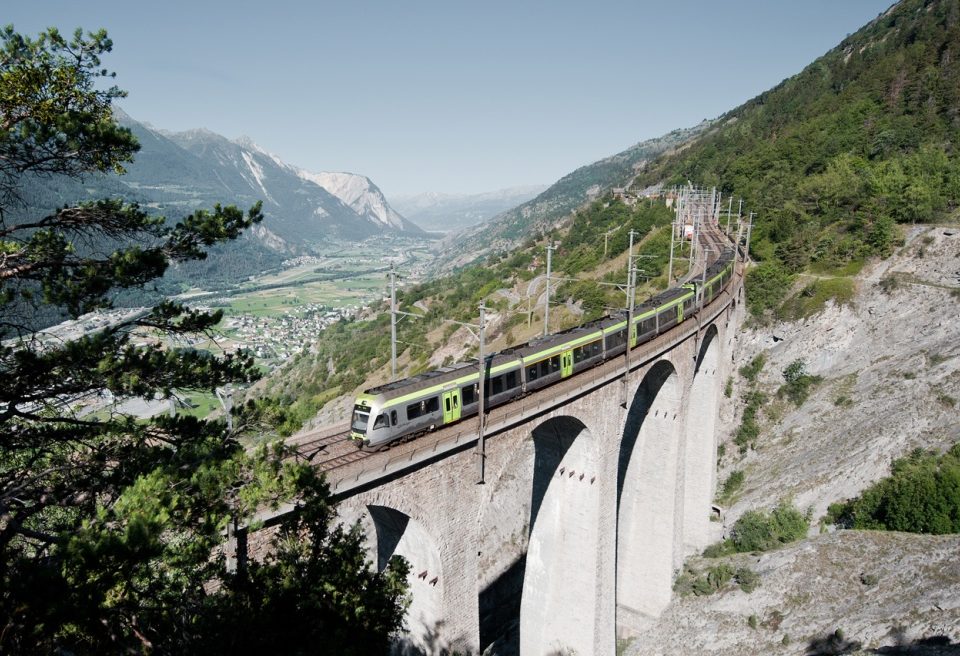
[0,26,407,653]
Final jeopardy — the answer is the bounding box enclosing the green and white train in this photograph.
[350,246,736,448]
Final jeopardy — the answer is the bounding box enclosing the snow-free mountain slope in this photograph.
[297,170,424,235]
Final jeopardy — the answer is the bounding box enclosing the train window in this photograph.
[493,376,504,395]
[549,356,560,373]
[506,371,518,389]
[527,364,539,381]
[407,401,423,420]
[607,329,625,348]
[390,410,398,425]
[372,414,387,430]
[462,383,476,405]
[407,397,439,420]
[351,407,370,433]
[453,395,459,408]
[445,397,451,412]
[573,346,584,363]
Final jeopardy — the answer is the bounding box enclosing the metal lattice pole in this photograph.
[476,303,486,484]
[389,265,397,379]
[544,242,557,337]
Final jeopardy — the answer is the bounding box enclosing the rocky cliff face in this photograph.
[628,225,960,655]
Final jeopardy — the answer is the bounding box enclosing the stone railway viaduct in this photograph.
[253,262,746,655]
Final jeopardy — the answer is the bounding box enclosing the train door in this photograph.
[561,350,574,377]
[677,301,685,323]
[442,388,461,424]
[630,320,638,348]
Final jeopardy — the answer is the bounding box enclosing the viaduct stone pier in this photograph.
[322,270,746,655]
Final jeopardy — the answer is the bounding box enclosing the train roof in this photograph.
[358,264,727,405]
[365,350,522,400]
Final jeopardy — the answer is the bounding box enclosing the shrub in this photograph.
[734,390,768,452]
[730,501,810,552]
[778,359,823,406]
[724,376,734,398]
[829,444,960,533]
[859,573,879,587]
[735,566,760,593]
[746,262,794,316]
[717,470,745,504]
[878,275,901,294]
[739,353,766,382]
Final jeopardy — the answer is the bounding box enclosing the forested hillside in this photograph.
[441,122,711,268]
[634,0,960,314]
[246,196,681,436]
[256,0,960,434]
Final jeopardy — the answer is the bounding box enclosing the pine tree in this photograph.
[0,26,407,653]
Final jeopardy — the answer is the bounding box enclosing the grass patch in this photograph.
[779,277,855,321]
[717,470,745,505]
[833,372,858,407]
[809,259,865,277]
[734,390,767,453]
[739,353,766,383]
[178,392,219,419]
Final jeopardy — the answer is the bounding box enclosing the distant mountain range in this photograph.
[441,121,713,268]
[390,186,548,233]
[15,110,433,288]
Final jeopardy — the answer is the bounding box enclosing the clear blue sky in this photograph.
[8,1,893,197]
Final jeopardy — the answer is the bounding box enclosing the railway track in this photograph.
[282,223,735,479]
[288,426,376,473]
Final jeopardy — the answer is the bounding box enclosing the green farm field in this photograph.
[219,275,385,317]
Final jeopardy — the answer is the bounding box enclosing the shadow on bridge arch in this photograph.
[682,324,722,553]
[519,415,601,656]
[364,504,443,656]
[616,359,683,634]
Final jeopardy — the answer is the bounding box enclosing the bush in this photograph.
[739,353,766,382]
[735,566,761,593]
[746,262,794,316]
[730,501,810,552]
[734,390,768,452]
[778,359,823,406]
[675,564,735,596]
[829,444,960,533]
[717,470,745,504]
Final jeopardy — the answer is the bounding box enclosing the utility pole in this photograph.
[388,266,425,379]
[689,207,700,270]
[543,242,557,337]
[476,303,486,484]
[622,231,637,407]
[745,212,755,261]
[725,195,733,236]
[389,265,397,379]
[668,193,679,283]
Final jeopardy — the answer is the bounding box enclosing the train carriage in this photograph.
[514,319,605,395]
[350,238,738,448]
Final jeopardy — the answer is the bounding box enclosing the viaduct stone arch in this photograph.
[616,359,684,634]
[681,324,722,553]
[520,415,601,656]
[275,272,744,654]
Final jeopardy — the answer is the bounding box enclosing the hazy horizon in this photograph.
[8,1,893,197]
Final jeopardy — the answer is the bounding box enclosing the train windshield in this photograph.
[351,405,370,433]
